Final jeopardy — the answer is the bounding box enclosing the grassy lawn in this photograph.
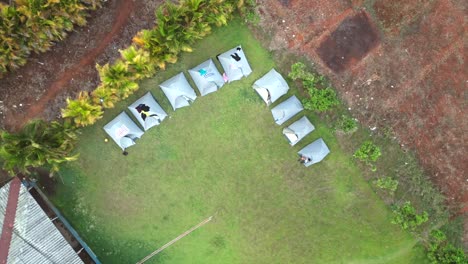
[50,19,428,263]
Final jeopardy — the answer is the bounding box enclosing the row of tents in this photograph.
[104,45,251,152]
[103,45,329,166]
[253,69,330,166]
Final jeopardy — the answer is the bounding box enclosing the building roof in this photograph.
[0,178,83,264]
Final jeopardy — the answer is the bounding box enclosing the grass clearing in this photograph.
[50,19,428,263]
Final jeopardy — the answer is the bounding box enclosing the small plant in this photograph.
[427,230,467,264]
[303,87,340,112]
[354,140,381,171]
[335,115,357,133]
[0,120,79,175]
[373,176,398,194]
[391,201,428,231]
[289,62,325,88]
[62,92,104,127]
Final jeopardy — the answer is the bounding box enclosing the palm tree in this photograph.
[62,91,104,127]
[120,46,155,79]
[96,61,139,100]
[0,119,79,175]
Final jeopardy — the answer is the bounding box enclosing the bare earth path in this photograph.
[20,0,135,129]
[0,0,162,131]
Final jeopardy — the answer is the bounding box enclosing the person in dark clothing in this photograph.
[135,104,160,122]
[298,155,311,164]
[230,53,241,61]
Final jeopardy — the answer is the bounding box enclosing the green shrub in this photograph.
[354,140,381,171]
[0,0,104,77]
[373,176,398,194]
[427,230,467,264]
[289,62,325,88]
[0,120,79,175]
[335,115,357,133]
[303,87,340,112]
[391,201,429,231]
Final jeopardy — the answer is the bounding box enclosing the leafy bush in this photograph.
[354,140,381,171]
[289,62,325,88]
[391,201,429,231]
[0,120,79,175]
[302,87,340,112]
[0,0,104,77]
[62,92,103,127]
[335,115,357,133]
[373,176,398,194]
[427,230,467,264]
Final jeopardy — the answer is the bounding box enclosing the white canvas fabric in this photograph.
[283,116,315,146]
[160,72,197,110]
[104,111,144,151]
[189,59,224,96]
[298,138,330,167]
[270,95,304,125]
[253,69,289,105]
[128,92,168,131]
[218,45,252,82]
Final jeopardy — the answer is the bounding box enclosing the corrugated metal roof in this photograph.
[0,180,83,264]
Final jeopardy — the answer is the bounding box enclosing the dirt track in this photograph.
[0,0,161,131]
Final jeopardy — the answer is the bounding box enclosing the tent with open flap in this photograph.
[128,92,167,131]
[253,69,289,105]
[218,45,252,82]
[270,95,304,125]
[104,111,144,151]
[298,138,330,167]
[189,59,224,96]
[160,72,197,110]
[283,116,315,146]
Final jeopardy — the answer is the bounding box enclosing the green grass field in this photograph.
[50,19,428,263]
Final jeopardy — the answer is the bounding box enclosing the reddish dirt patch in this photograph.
[18,0,135,129]
[373,0,431,34]
[256,0,467,247]
[316,12,379,72]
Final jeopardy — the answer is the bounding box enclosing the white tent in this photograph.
[218,45,252,82]
[283,116,315,146]
[298,138,330,167]
[253,69,289,105]
[270,95,304,125]
[189,59,224,96]
[160,72,197,110]
[104,111,144,151]
[128,92,168,131]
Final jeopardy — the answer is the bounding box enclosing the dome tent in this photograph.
[104,111,144,151]
[298,138,330,167]
[160,72,197,110]
[128,92,168,131]
[189,59,224,96]
[218,45,252,82]
[270,95,304,125]
[283,116,315,146]
[253,69,289,105]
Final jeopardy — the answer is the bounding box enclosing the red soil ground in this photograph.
[256,0,466,246]
[0,0,466,248]
[0,0,162,131]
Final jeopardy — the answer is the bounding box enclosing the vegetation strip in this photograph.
[0,0,104,77]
